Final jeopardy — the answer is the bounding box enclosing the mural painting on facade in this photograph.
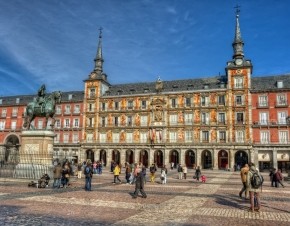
[135,113,140,126]
[185,150,195,168]
[235,150,248,170]
[139,150,148,167]
[218,150,228,169]
[133,129,140,142]
[178,111,184,123]
[202,150,212,169]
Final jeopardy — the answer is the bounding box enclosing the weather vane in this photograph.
[234,5,241,16]
[99,27,103,38]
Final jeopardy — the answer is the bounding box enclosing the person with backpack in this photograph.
[246,164,263,212]
[84,160,93,191]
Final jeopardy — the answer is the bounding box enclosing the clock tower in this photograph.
[225,6,253,146]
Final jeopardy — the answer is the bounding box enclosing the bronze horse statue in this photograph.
[23,91,62,130]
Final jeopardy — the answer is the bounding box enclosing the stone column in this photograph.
[134,149,139,164]
[120,149,126,166]
[180,149,185,166]
[230,149,235,170]
[273,148,278,170]
[106,149,112,169]
[149,148,155,165]
[213,148,219,170]
[196,149,201,169]
[164,149,170,167]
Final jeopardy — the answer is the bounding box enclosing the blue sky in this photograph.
[0,0,290,96]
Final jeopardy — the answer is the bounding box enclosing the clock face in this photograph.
[235,59,243,66]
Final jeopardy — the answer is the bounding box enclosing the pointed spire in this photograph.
[232,5,244,59]
[94,27,104,73]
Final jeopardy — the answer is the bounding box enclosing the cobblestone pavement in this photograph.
[0,169,289,226]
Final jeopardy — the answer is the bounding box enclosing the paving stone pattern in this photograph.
[0,169,289,226]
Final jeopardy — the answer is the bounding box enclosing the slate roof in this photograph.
[251,74,290,92]
[0,91,84,106]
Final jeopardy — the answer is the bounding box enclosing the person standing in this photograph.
[125,162,132,184]
[239,163,249,199]
[53,162,62,188]
[182,165,188,180]
[113,163,122,184]
[132,166,147,199]
[246,164,261,212]
[160,165,167,184]
[275,169,285,188]
[195,166,201,181]
[149,163,157,183]
[77,163,83,179]
[178,164,183,179]
[269,168,275,187]
[84,160,93,191]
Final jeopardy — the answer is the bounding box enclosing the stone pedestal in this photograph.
[14,130,55,179]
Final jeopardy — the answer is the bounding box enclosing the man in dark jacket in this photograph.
[53,162,62,188]
[84,160,93,191]
[132,166,147,198]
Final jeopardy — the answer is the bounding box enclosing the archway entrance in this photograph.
[218,150,228,169]
[170,150,179,168]
[185,150,195,168]
[3,135,20,164]
[86,149,94,162]
[112,150,120,164]
[126,150,134,164]
[99,149,107,166]
[202,150,212,169]
[139,150,149,167]
[235,150,248,170]
[154,150,163,167]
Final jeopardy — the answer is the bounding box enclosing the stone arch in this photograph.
[126,149,134,164]
[86,149,94,162]
[4,134,20,164]
[201,150,212,169]
[185,149,195,168]
[169,149,179,168]
[112,149,121,164]
[99,149,107,166]
[139,149,149,167]
[218,150,229,169]
[235,150,248,170]
[154,150,164,167]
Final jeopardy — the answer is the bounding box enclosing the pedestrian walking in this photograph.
[84,160,93,191]
[239,163,249,199]
[113,163,122,184]
[77,163,83,179]
[149,163,157,183]
[182,165,188,179]
[160,165,167,184]
[275,169,285,188]
[195,166,201,181]
[132,165,147,199]
[246,164,262,212]
[178,164,183,179]
[53,162,62,188]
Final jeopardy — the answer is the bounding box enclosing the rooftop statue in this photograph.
[23,84,62,130]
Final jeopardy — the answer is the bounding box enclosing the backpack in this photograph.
[251,170,264,189]
[85,166,91,175]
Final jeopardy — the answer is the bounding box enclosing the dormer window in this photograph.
[68,94,73,100]
[172,85,178,89]
[0,99,3,105]
[144,88,149,93]
[16,98,20,104]
[203,84,209,89]
[117,90,123,95]
[220,83,225,88]
[277,81,283,88]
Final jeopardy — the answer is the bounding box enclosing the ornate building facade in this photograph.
[0,11,289,172]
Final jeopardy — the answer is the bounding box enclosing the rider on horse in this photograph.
[36,84,46,113]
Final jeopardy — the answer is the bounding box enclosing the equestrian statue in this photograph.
[23,84,62,130]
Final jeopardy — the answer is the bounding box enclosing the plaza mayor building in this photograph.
[0,11,290,173]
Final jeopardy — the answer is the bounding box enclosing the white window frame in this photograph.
[279,131,288,144]
[278,111,287,125]
[260,131,269,144]
[259,112,268,125]
[258,95,268,107]
[170,115,178,125]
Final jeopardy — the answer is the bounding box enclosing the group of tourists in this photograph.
[52,160,73,189]
[239,162,286,213]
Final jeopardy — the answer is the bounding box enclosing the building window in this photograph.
[74,105,80,114]
[235,95,243,105]
[185,131,192,142]
[56,106,61,115]
[0,99,2,105]
[68,94,73,100]
[99,133,106,143]
[171,99,176,108]
[260,131,269,144]
[279,131,288,144]
[276,94,287,106]
[258,95,268,107]
[102,102,106,111]
[236,131,244,142]
[218,113,225,124]
[140,132,147,143]
[101,117,106,127]
[64,119,70,128]
[54,133,60,143]
[201,112,209,125]
[170,115,178,125]
[218,95,225,105]
[55,119,61,128]
[115,101,119,110]
[113,133,119,143]
[202,131,209,142]
[90,89,95,98]
[169,132,177,143]
[141,100,146,109]
[12,108,18,117]
[128,116,132,126]
[277,81,283,88]
[278,112,287,125]
[234,77,243,88]
[63,134,69,143]
[140,116,147,126]
[126,133,133,143]
[259,112,268,125]
[185,97,191,107]
[73,118,79,128]
[1,109,7,117]
[114,117,118,126]
[11,121,17,130]
[65,105,71,114]
[184,113,193,124]
[0,121,5,130]
[219,131,226,142]
[201,96,209,106]
[73,134,79,143]
[128,100,133,109]
[236,112,244,124]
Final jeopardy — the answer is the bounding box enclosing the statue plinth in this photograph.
[14,130,55,179]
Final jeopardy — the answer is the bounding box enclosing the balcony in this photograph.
[275,101,288,108]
